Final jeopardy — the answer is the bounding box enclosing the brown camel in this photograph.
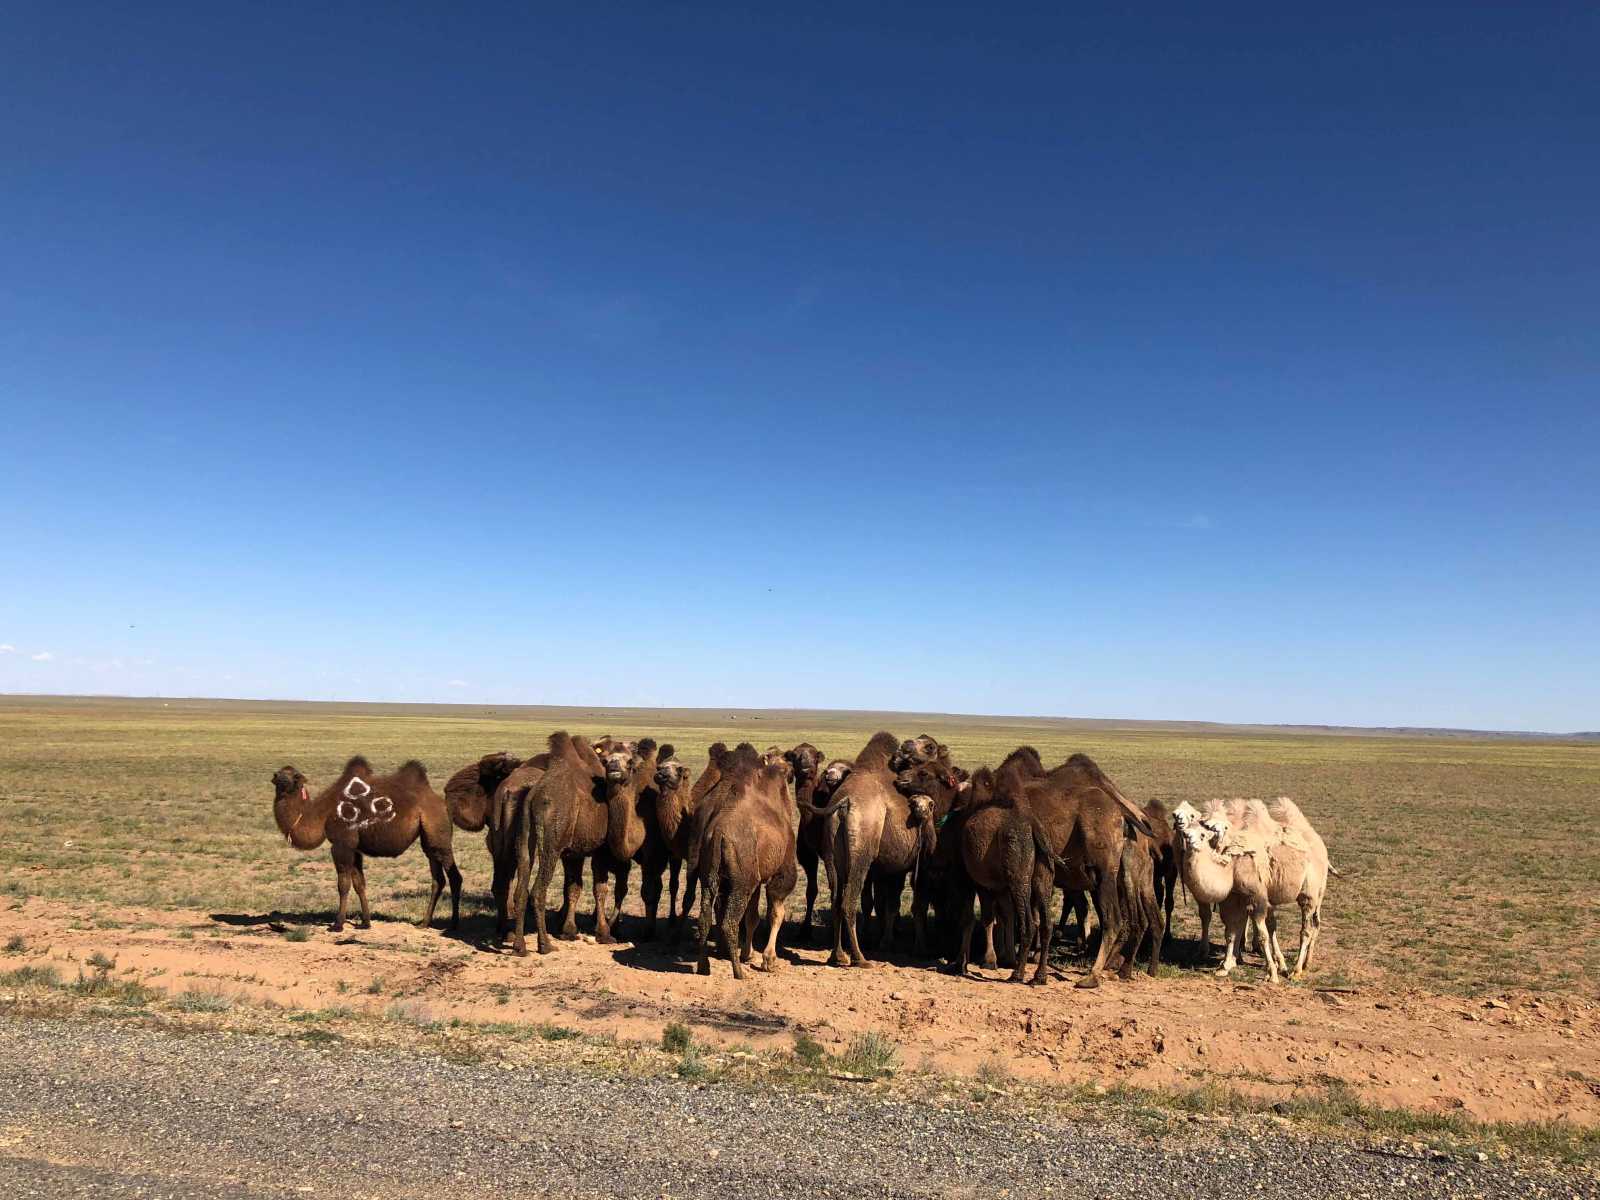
[504,731,619,956]
[693,743,801,979]
[784,743,839,941]
[596,737,675,940]
[828,732,954,968]
[648,752,704,934]
[994,747,1162,987]
[444,750,559,943]
[271,757,462,932]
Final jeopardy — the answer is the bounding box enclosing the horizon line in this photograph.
[2,690,1593,743]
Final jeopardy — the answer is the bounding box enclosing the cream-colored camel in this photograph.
[1171,797,1330,981]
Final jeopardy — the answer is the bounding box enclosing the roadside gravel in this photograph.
[0,1016,1592,1199]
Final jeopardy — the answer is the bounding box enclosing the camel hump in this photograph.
[548,730,603,774]
[338,755,373,780]
[855,731,900,771]
[394,759,429,785]
[999,745,1044,777]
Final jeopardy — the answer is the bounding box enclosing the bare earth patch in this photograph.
[5,895,1596,1127]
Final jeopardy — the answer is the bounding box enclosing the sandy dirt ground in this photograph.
[4,895,1597,1127]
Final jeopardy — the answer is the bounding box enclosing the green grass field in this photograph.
[2,695,1596,996]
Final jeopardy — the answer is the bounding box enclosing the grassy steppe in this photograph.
[2,695,1595,996]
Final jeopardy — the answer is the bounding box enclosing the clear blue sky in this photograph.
[2,4,1596,730]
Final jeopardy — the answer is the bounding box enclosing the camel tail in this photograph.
[797,795,851,820]
[1029,820,1063,876]
[1327,863,1344,879]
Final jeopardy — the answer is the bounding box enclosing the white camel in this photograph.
[1171,797,1331,982]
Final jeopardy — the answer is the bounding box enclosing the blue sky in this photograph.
[2,4,1596,730]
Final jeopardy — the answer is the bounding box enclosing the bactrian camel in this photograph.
[1171,797,1332,981]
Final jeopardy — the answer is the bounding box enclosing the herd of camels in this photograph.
[270,731,1335,987]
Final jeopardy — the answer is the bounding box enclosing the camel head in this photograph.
[653,755,689,793]
[895,761,961,812]
[597,739,640,784]
[905,792,934,823]
[760,745,795,782]
[892,734,947,771]
[271,765,307,803]
[1172,801,1230,854]
[782,742,825,784]
[815,759,853,802]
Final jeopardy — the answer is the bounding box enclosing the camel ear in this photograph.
[656,743,674,762]
[636,737,657,757]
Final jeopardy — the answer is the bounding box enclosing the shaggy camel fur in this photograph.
[828,732,951,967]
[995,748,1162,988]
[444,750,538,939]
[505,731,618,956]
[272,757,462,932]
[786,743,839,941]
[693,743,800,979]
[597,738,675,940]
[649,753,702,933]
[1171,797,1331,981]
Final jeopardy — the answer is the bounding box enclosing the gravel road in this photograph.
[0,1016,1592,1199]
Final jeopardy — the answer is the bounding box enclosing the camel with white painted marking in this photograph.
[271,757,461,932]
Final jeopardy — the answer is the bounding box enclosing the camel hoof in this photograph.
[330,923,344,933]
[1074,973,1102,990]
[1213,967,1232,978]
[357,921,372,931]
[761,954,786,973]
[596,932,616,946]
[512,944,528,958]
[828,953,851,968]
[695,961,711,976]
[1028,975,1048,988]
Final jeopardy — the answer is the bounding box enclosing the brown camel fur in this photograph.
[441,752,524,834]
[271,757,462,933]
[784,743,838,942]
[505,731,621,956]
[693,743,800,979]
[993,747,1162,988]
[596,737,676,940]
[828,732,953,968]
[649,753,704,934]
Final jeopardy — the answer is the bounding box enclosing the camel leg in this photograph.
[1006,864,1033,983]
[421,850,446,929]
[330,847,355,932]
[759,881,789,972]
[980,914,999,969]
[557,857,582,939]
[830,825,870,968]
[592,861,616,944]
[797,841,819,942]
[1077,873,1119,989]
[1253,908,1279,982]
[949,880,978,977]
[718,882,755,981]
[1267,909,1290,975]
[611,858,632,937]
[694,867,717,976]
[875,873,906,950]
[1293,900,1320,977]
[666,858,681,926]
[639,856,664,942]
[1216,902,1244,977]
[510,813,534,956]
[1197,902,1213,964]
[1145,889,1165,978]
[1162,867,1177,950]
[491,857,511,942]
[1030,871,1055,986]
[349,852,371,929]
[738,891,759,963]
